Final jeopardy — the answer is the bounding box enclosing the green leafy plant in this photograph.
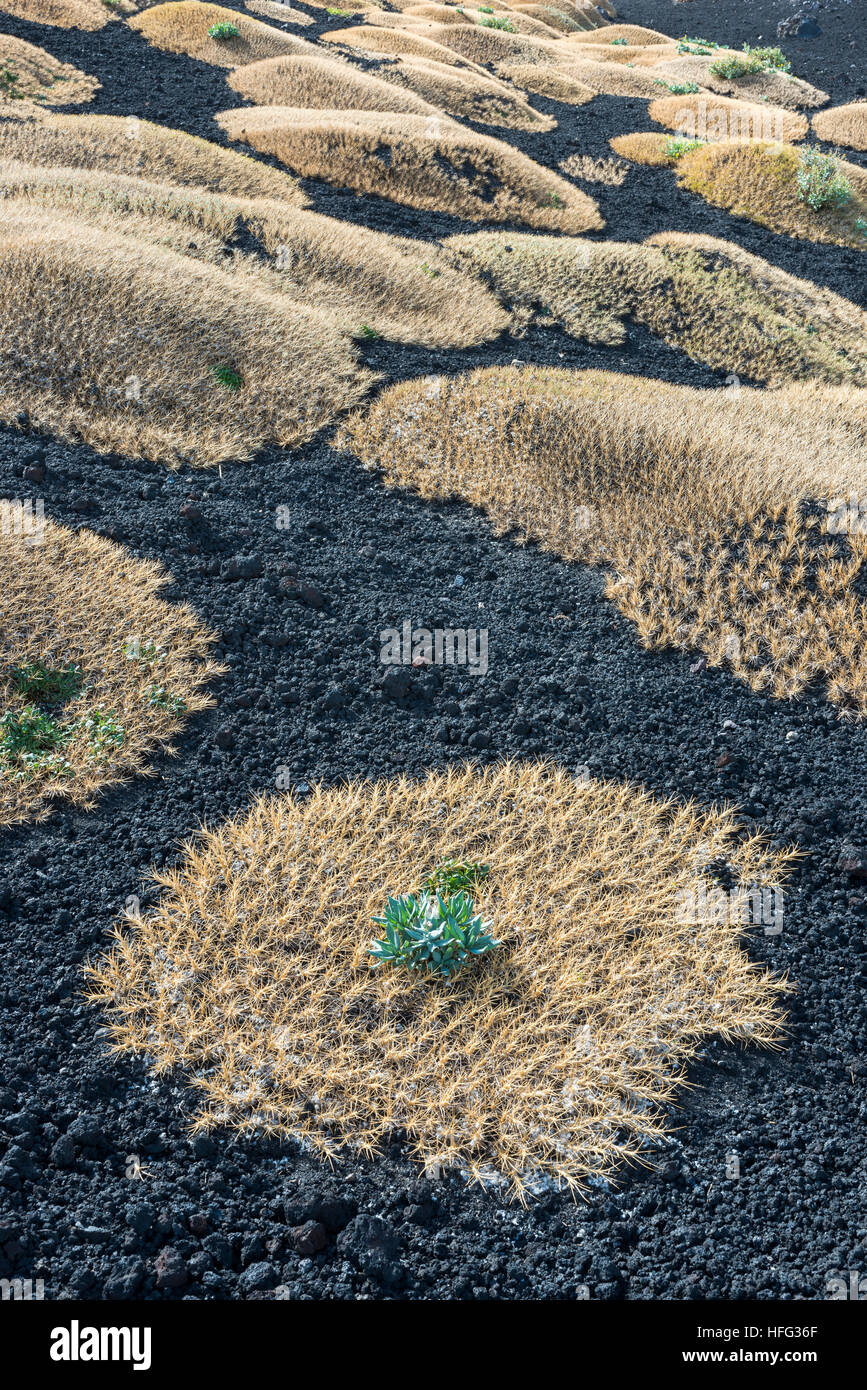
[369,891,500,978]
[855,217,867,239]
[654,80,700,94]
[419,263,441,278]
[665,136,705,159]
[479,15,514,30]
[1,705,68,759]
[10,662,83,704]
[610,37,628,45]
[709,54,764,80]
[326,7,352,15]
[742,44,790,73]
[124,638,163,666]
[423,859,489,897]
[796,147,852,211]
[357,324,382,340]
[146,684,187,717]
[211,364,243,391]
[77,708,125,761]
[677,36,718,56]
[207,21,240,38]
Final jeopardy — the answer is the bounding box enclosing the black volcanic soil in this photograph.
[0,0,865,1303]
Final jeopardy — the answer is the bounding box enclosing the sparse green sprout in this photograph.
[78,708,125,760]
[423,859,489,897]
[326,7,352,14]
[124,638,162,666]
[146,685,187,717]
[357,324,382,340]
[10,661,83,704]
[479,15,514,29]
[855,216,867,239]
[478,5,494,11]
[654,80,701,94]
[547,191,565,208]
[369,891,500,979]
[419,263,441,278]
[796,147,852,211]
[610,37,628,45]
[207,21,240,38]
[665,137,705,160]
[211,364,243,391]
[677,36,718,56]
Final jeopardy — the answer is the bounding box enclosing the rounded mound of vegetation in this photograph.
[129,0,315,67]
[0,110,307,203]
[497,61,594,104]
[371,55,556,130]
[648,92,808,145]
[339,365,867,714]
[0,516,219,826]
[812,101,867,152]
[448,228,867,384]
[0,0,133,29]
[653,53,828,110]
[226,53,438,116]
[573,22,672,45]
[216,106,602,232]
[0,161,507,347]
[552,55,675,97]
[0,35,100,106]
[674,141,867,250]
[322,25,491,71]
[87,761,789,1198]
[0,207,370,465]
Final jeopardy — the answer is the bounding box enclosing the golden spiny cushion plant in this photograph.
[358,55,556,131]
[570,22,671,44]
[0,0,136,28]
[0,35,100,107]
[321,25,493,72]
[509,5,604,36]
[812,101,867,152]
[448,228,867,384]
[129,1,316,66]
[615,138,867,250]
[411,23,563,68]
[548,55,676,98]
[86,761,790,1199]
[216,106,603,233]
[650,54,828,110]
[226,54,440,117]
[648,93,808,145]
[245,0,313,23]
[0,206,370,466]
[338,366,867,715]
[497,61,593,104]
[0,517,219,826]
[0,110,308,204]
[0,162,507,347]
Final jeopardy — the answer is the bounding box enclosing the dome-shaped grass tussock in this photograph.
[812,101,867,152]
[339,365,867,714]
[322,25,490,72]
[574,22,672,45]
[648,93,808,146]
[226,53,438,116]
[0,0,133,28]
[86,761,790,1198]
[246,0,313,22]
[0,516,220,826]
[0,208,369,465]
[129,1,317,67]
[651,53,828,111]
[448,228,867,385]
[370,55,556,131]
[0,34,100,106]
[0,161,508,348]
[216,106,602,232]
[497,62,594,105]
[0,110,307,203]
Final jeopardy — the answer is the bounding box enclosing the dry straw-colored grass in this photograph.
[449,229,867,384]
[0,0,134,28]
[564,41,679,66]
[322,25,491,72]
[370,55,556,130]
[0,517,219,827]
[226,53,438,116]
[550,55,674,98]
[497,62,593,105]
[339,365,867,715]
[0,161,507,347]
[245,0,313,24]
[648,93,808,145]
[571,22,671,44]
[413,23,562,68]
[129,1,314,66]
[673,141,867,251]
[613,137,867,250]
[0,109,307,203]
[0,35,100,107]
[216,106,602,232]
[651,54,828,111]
[510,5,605,35]
[0,205,370,465]
[86,761,790,1198]
[812,101,867,152]
[559,152,628,183]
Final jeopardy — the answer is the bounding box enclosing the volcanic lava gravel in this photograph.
[0,1,865,1302]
